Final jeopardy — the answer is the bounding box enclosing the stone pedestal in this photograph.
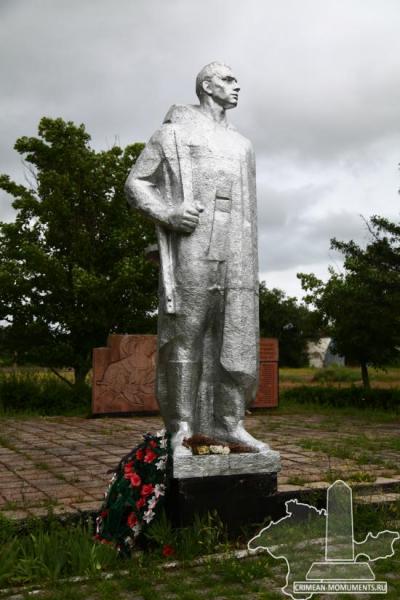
[165,450,281,533]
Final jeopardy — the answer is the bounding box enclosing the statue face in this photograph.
[203,66,240,109]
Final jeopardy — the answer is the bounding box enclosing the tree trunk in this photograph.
[360,361,370,390]
[74,365,89,387]
[49,367,74,388]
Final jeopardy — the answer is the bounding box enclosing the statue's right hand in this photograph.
[167,203,204,233]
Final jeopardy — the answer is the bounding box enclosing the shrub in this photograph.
[312,367,360,383]
[281,385,400,411]
[0,371,91,416]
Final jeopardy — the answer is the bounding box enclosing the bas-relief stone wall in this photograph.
[92,335,159,414]
[92,335,278,415]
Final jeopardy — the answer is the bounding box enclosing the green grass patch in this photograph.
[0,514,120,588]
[1,503,400,599]
[353,501,400,539]
[312,366,360,383]
[300,433,399,455]
[347,471,377,483]
[269,402,400,423]
[0,511,229,590]
[0,433,17,451]
[286,475,310,487]
[144,510,229,562]
[299,437,355,459]
[281,385,400,411]
[297,431,400,474]
[280,367,316,383]
[387,437,400,452]
[280,366,400,385]
[324,468,377,483]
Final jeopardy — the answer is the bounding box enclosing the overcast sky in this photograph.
[1,0,399,298]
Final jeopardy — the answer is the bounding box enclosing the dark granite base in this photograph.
[165,472,279,534]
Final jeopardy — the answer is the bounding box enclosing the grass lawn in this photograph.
[1,502,399,600]
[1,523,399,599]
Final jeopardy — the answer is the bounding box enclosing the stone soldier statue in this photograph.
[125,62,268,456]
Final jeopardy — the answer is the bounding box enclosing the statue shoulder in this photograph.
[233,128,252,147]
[230,129,254,156]
[163,104,198,125]
[144,108,187,151]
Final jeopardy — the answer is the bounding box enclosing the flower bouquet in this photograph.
[95,430,170,554]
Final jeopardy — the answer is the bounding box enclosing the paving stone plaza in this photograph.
[0,412,399,520]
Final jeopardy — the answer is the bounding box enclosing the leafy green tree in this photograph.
[259,283,321,366]
[0,117,158,385]
[298,215,400,388]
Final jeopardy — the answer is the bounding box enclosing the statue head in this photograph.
[195,62,240,110]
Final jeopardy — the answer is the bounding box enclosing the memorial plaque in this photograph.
[254,338,279,408]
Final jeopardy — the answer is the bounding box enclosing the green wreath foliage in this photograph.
[95,430,171,554]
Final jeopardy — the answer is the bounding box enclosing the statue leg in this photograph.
[213,369,270,453]
[166,359,201,456]
[157,285,209,455]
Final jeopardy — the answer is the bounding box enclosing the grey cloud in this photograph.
[257,181,332,231]
[1,0,399,296]
[259,211,366,272]
[2,0,400,158]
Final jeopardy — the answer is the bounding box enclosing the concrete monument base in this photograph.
[165,451,281,532]
[173,449,281,479]
[165,469,279,533]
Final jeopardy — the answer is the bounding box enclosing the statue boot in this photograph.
[214,378,270,453]
[167,360,200,457]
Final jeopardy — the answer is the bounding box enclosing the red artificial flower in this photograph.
[95,534,112,545]
[124,461,134,477]
[100,510,109,518]
[127,512,138,528]
[136,448,145,461]
[149,440,158,449]
[144,449,157,463]
[141,483,154,497]
[136,497,146,510]
[129,472,142,487]
[162,544,175,557]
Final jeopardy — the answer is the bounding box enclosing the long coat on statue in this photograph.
[126,104,259,434]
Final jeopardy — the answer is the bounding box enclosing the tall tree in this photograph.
[298,215,400,388]
[0,117,158,385]
[259,283,321,366]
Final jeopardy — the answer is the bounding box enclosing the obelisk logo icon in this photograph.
[306,480,375,581]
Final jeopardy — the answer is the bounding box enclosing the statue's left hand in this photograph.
[167,203,204,233]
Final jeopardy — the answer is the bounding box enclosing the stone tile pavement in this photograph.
[0,412,399,520]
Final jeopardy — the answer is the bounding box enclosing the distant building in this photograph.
[307,337,345,368]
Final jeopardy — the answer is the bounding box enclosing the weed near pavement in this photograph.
[0,502,399,599]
